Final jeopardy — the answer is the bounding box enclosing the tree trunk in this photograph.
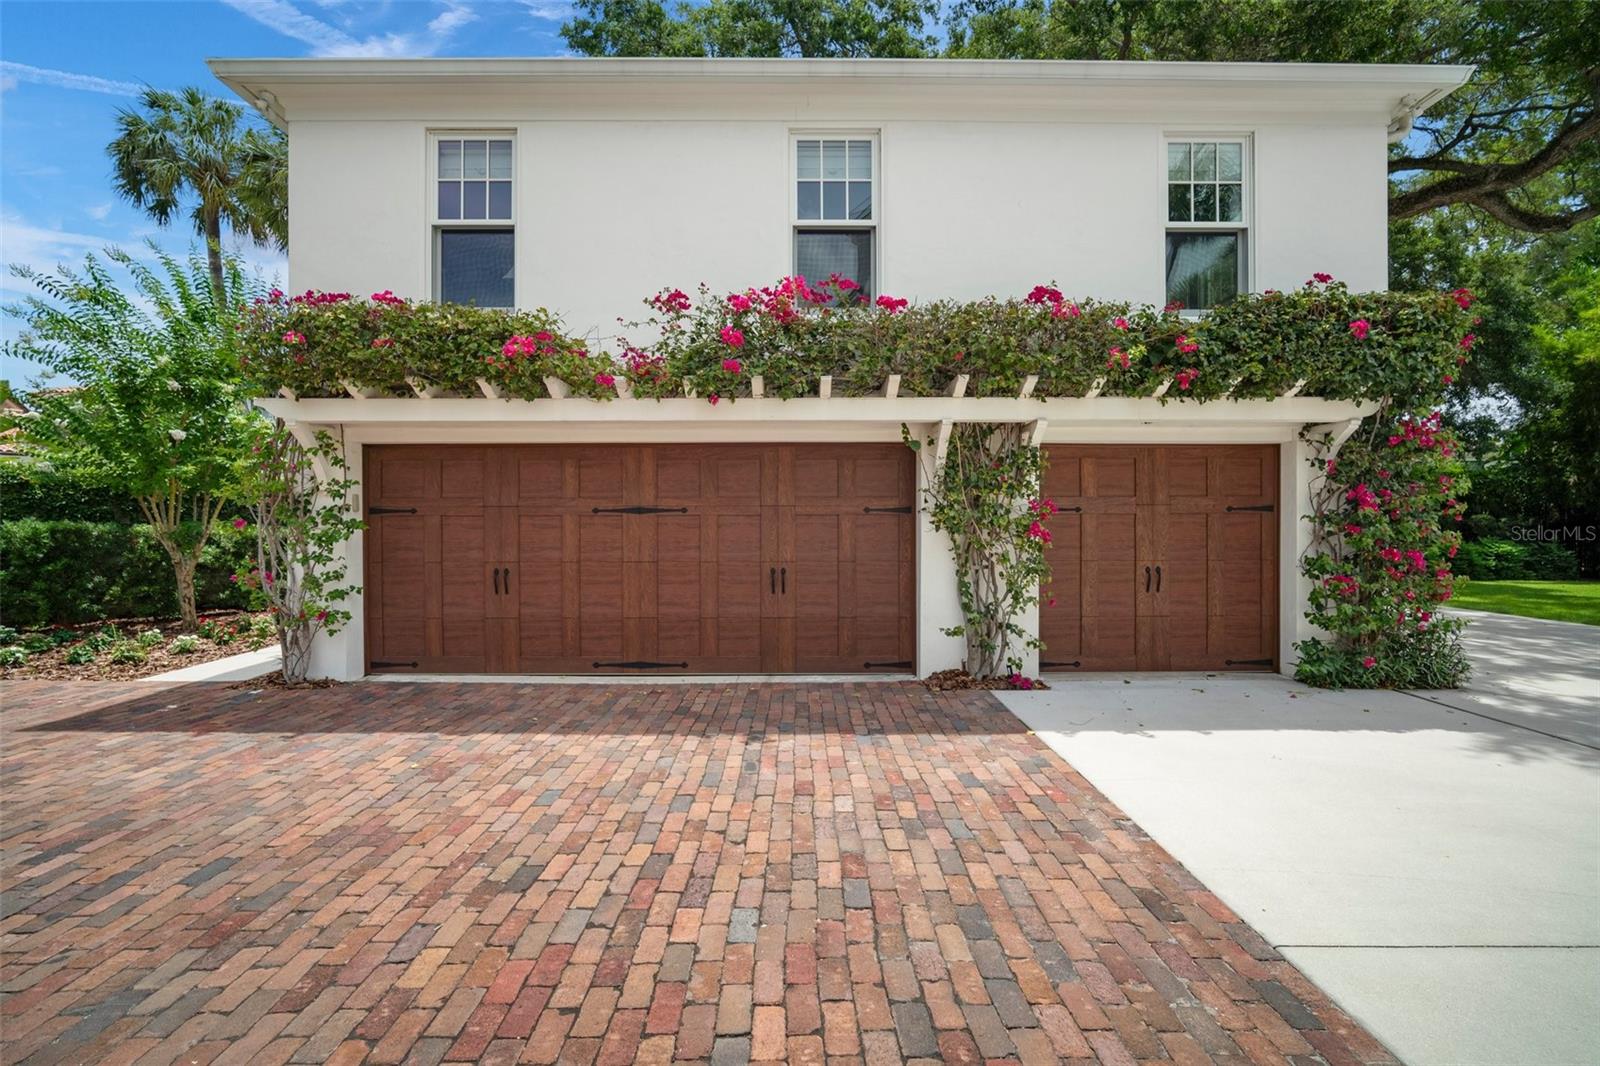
[173,555,200,632]
[203,210,226,305]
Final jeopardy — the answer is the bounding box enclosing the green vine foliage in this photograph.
[1296,409,1473,689]
[909,423,1053,680]
[239,278,1470,405]
[232,424,364,684]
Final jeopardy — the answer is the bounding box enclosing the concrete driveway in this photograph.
[1000,610,1600,1066]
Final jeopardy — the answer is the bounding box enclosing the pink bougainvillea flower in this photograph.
[232,517,248,530]
[1027,284,1063,305]
[1348,319,1371,340]
[1106,347,1131,370]
[721,358,743,374]
[1442,374,1454,385]
[594,372,616,388]
[371,336,395,348]
[1175,334,1199,354]
[1050,300,1082,319]
[1362,656,1377,669]
[1459,333,1476,349]
[1174,367,1200,391]
[1308,272,1334,285]
[652,288,693,314]
[1025,520,1052,544]
[727,293,753,312]
[875,294,908,313]
[282,331,305,345]
[707,393,720,406]
[1113,317,1130,330]
[1450,287,1475,309]
[1326,459,1338,474]
[1163,300,1184,313]
[720,326,745,348]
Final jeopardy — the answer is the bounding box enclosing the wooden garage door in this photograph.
[364,444,915,674]
[1040,445,1278,672]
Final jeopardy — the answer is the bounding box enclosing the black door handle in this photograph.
[780,567,786,594]
[1155,565,1162,592]
[493,567,500,595]
[1145,566,1152,593]
[502,567,510,596]
[770,567,776,594]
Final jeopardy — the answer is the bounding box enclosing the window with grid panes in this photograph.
[793,136,875,300]
[433,135,514,308]
[1165,139,1247,311]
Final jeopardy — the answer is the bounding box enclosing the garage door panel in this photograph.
[369,443,911,675]
[1043,444,1277,672]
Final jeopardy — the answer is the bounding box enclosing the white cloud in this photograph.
[220,0,477,58]
[522,0,571,20]
[0,62,143,98]
[87,202,115,222]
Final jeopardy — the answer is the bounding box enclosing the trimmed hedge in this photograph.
[0,520,254,627]
[0,463,143,523]
[1455,536,1580,580]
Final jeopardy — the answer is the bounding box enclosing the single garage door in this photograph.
[364,444,916,674]
[1040,444,1278,671]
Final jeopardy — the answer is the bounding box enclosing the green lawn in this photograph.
[1452,580,1600,626]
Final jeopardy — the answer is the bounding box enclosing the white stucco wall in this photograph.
[286,110,1390,341]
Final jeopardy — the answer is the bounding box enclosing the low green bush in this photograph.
[167,634,200,655]
[135,628,164,649]
[106,640,147,665]
[63,643,96,665]
[0,645,27,667]
[1455,537,1580,580]
[0,520,254,627]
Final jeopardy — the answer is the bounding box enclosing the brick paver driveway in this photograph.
[2,681,1393,1066]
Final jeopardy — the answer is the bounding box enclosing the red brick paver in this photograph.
[0,680,1396,1065]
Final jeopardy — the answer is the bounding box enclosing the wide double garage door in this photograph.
[1040,444,1280,672]
[364,444,916,674]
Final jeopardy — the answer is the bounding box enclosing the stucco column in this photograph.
[914,423,966,676]
[1279,420,1362,675]
[306,433,366,682]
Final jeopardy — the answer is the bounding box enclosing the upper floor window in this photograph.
[1165,138,1248,311]
[432,134,513,308]
[793,135,876,300]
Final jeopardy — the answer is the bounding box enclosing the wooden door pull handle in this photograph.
[1144,566,1152,592]
[1155,565,1162,592]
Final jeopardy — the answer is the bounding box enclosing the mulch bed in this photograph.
[230,670,341,689]
[1,611,275,682]
[924,668,1050,691]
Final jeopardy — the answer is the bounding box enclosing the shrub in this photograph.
[0,625,16,644]
[0,464,144,522]
[1454,537,1580,580]
[167,634,200,655]
[106,640,147,665]
[0,646,27,667]
[136,628,165,649]
[63,644,96,665]
[0,520,253,627]
[84,625,121,652]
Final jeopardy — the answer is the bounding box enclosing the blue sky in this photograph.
[1,0,572,383]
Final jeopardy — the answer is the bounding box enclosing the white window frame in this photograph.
[790,131,880,297]
[1162,134,1252,313]
[429,130,516,305]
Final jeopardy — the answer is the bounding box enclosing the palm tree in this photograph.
[108,87,286,303]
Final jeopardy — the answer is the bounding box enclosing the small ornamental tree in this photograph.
[2,248,254,630]
[910,422,1053,679]
[233,423,363,684]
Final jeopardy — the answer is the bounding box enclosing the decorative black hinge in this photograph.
[1058,506,1083,513]
[368,506,418,515]
[1225,504,1274,512]
[1041,660,1081,668]
[863,660,913,669]
[592,660,689,669]
[862,505,913,514]
[591,506,690,515]
[1225,658,1274,666]
[370,660,419,668]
